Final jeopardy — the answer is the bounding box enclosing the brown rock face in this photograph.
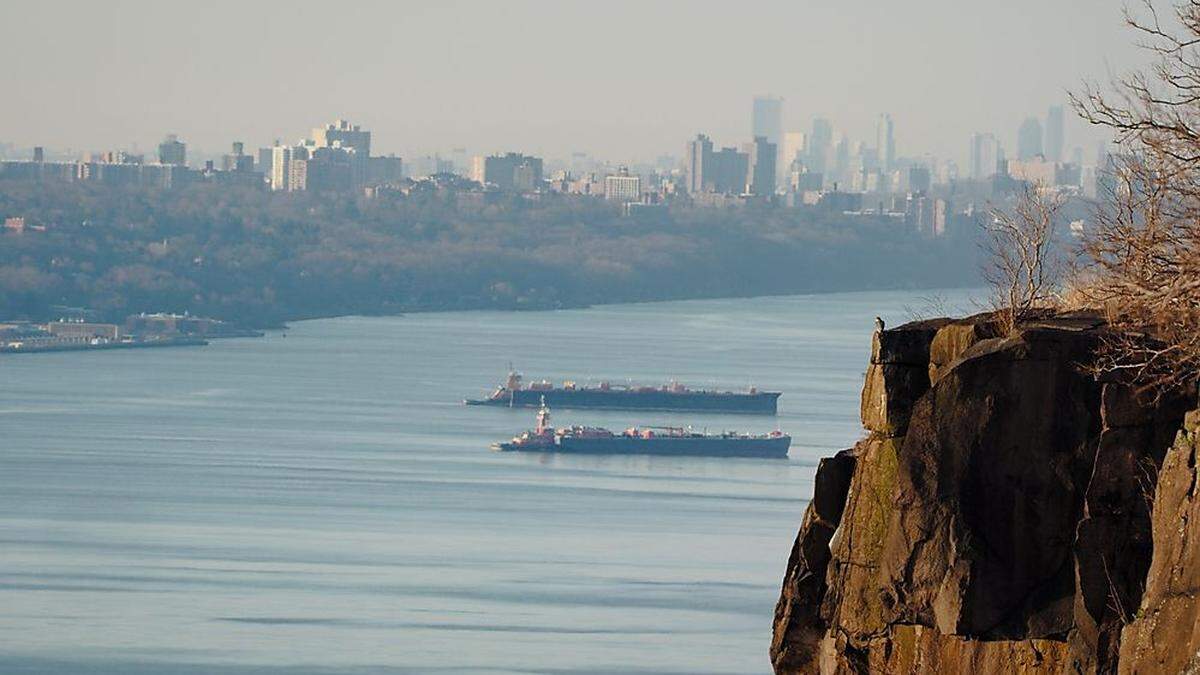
[1117,410,1200,674]
[771,313,1197,674]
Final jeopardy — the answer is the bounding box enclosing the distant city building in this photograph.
[876,113,895,173]
[1006,157,1080,187]
[312,119,370,185]
[969,132,1001,179]
[1045,105,1065,162]
[908,166,932,193]
[481,153,543,191]
[807,118,833,176]
[686,134,714,193]
[744,136,777,196]
[221,141,254,173]
[1017,117,1044,161]
[270,145,292,191]
[470,156,487,183]
[45,321,120,340]
[710,146,749,194]
[368,155,403,184]
[781,132,805,174]
[257,147,274,178]
[157,134,186,166]
[604,167,641,202]
[752,96,783,147]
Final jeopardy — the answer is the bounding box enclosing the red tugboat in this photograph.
[492,398,790,458]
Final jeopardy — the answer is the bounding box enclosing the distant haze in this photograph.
[1,0,1141,165]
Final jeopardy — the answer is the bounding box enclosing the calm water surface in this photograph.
[0,289,974,674]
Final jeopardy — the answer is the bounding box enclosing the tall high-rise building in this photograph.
[807,118,833,175]
[752,96,783,147]
[710,146,750,194]
[969,132,1000,179]
[257,147,273,177]
[876,113,895,172]
[781,132,806,172]
[157,134,186,166]
[1045,105,1065,162]
[686,134,714,193]
[1017,117,1044,160]
[744,136,777,196]
[270,145,292,191]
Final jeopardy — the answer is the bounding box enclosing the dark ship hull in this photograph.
[495,434,790,458]
[468,388,780,414]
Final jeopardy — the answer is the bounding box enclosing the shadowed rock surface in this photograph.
[772,312,1199,674]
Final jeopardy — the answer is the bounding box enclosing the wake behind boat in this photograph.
[467,370,780,414]
[491,399,790,458]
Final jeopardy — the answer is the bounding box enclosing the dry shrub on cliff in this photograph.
[982,183,1067,333]
[1071,0,1200,398]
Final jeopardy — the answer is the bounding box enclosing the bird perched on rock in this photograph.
[874,316,885,332]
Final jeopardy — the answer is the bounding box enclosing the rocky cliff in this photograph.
[771,313,1199,674]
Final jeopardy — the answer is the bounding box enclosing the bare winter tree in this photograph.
[1071,0,1200,398]
[982,183,1067,333]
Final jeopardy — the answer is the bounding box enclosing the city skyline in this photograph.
[0,0,1137,166]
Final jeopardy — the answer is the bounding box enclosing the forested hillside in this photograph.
[0,181,982,327]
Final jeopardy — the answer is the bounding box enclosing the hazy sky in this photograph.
[1,1,1146,166]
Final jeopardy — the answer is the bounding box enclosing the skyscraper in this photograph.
[969,132,1000,179]
[1017,117,1044,160]
[744,136,777,196]
[686,134,714,193]
[1045,105,1065,162]
[876,113,895,172]
[752,96,783,147]
[781,132,806,172]
[807,118,833,175]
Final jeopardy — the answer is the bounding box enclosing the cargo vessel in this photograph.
[466,370,780,414]
[491,400,790,458]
